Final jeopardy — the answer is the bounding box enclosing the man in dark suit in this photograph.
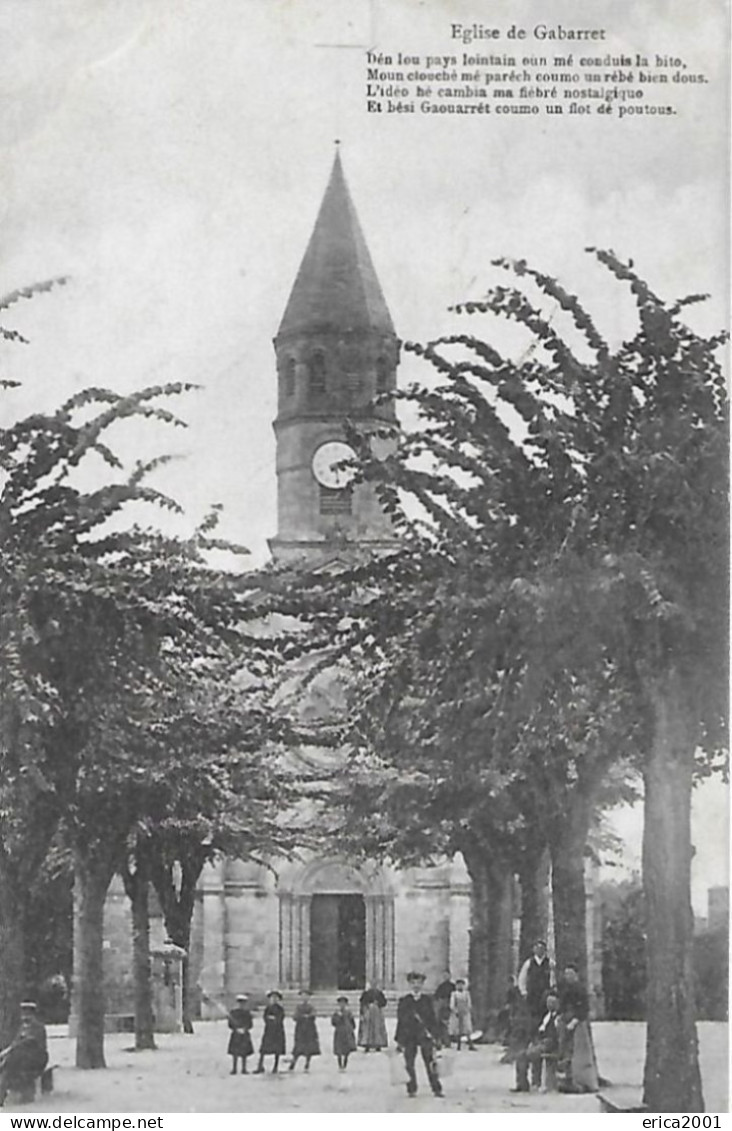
[395,971,443,1098]
[0,1002,48,1105]
[517,939,552,1025]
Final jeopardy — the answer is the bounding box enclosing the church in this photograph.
[101,150,475,1020]
[192,151,474,1009]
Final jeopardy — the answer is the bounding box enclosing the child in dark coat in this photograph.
[331,996,357,1070]
[254,991,286,1074]
[227,994,254,1074]
[290,989,320,1072]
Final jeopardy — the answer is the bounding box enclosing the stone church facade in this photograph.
[100,152,473,1021]
[194,150,474,1009]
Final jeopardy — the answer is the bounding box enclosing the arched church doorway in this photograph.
[277,858,395,989]
[310,893,366,990]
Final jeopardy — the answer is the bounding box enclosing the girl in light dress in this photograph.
[449,978,476,1050]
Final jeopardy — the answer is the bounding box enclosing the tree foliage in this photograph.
[0,308,303,1059]
[267,250,726,1106]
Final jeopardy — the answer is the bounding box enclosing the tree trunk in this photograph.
[549,800,591,982]
[131,879,156,1050]
[162,905,194,1034]
[0,878,26,1047]
[149,844,206,1035]
[165,895,198,1034]
[122,854,156,1052]
[181,944,195,1033]
[642,674,704,1113]
[488,869,515,1030]
[462,842,514,1036]
[518,846,550,965]
[73,853,115,1069]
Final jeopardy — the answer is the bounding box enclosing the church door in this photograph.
[310,894,366,990]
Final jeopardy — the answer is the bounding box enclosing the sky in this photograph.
[0,0,728,910]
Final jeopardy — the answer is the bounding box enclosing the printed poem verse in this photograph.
[365,23,709,120]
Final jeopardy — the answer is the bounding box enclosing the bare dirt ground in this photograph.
[4,1020,727,1114]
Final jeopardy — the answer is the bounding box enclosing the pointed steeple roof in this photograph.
[277,149,395,339]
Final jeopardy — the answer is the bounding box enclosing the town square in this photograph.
[0,0,727,1118]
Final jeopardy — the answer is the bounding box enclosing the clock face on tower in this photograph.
[311,441,357,489]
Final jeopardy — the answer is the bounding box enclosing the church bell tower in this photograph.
[270,148,399,563]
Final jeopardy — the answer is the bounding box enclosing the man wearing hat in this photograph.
[394,972,443,1098]
[0,1002,48,1105]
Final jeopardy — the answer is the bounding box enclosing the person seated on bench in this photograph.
[528,991,561,1092]
[0,1001,48,1105]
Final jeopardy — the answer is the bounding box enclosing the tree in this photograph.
[119,834,156,1051]
[265,543,630,1027]
[140,680,304,1035]
[23,844,74,1023]
[321,614,639,1022]
[0,352,300,1064]
[0,276,75,1046]
[271,250,726,1109]
[61,509,300,1066]
[261,307,637,1019]
[385,252,726,1110]
[111,631,317,1042]
[505,673,641,976]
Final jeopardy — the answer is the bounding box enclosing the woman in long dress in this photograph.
[331,996,357,1070]
[226,993,254,1074]
[556,965,599,1093]
[358,982,388,1051]
[254,990,286,1074]
[290,989,320,1071]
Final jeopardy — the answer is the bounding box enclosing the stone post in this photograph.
[150,940,186,1033]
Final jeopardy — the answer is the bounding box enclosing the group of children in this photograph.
[226,975,477,1082]
[226,990,360,1076]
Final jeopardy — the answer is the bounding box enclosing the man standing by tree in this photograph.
[395,972,444,1100]
[517,939,553,1027]
[517,939,553,1089]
